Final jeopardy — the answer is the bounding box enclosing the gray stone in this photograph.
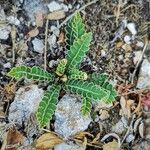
[7,16,20,26]
[126,134,135,143]
[48,34,57,47]
[8,84,43,126]
[23,0,48,22]
[55,142,86,150]
[0,26,11,40]
[54,94,92,139]
[111,117,128,134]
[32,38,44,53]
[137,59,150,89]
[47,1,62,12]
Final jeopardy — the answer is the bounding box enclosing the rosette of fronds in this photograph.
[7,13,117,127]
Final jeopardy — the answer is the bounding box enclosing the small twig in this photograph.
[131,38,148,84]
[101,133,121,150]
[120,87,150,96]
[120,115,135,146]
[44,19,49,70]
[58,0,99,28]
[11,25,17,65]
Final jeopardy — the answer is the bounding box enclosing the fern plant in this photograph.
[7,13,117,127]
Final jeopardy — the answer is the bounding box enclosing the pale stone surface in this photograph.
[55,142,86,150]
[8,85,43,125]
[54,94,92,139]
[32,38,44,53]
[137,59,150,89]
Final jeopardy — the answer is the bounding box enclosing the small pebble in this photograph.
[126,134,135,143]
[127,23,137,35]
[7,16,20,26]
[48,1,62,12]
[124,35,131,44]
[32,38,44,54]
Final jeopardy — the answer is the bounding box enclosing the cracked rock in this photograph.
[8,84,43,126]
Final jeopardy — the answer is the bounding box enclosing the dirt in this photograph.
[0,0,150,150]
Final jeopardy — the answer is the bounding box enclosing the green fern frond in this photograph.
[56,59,67,76]
[66,32,92,69]
[90,73,108,85]
[7,65,54,81]
[36,85,61,127]
[65,79,108,100]
[68,68,88,80]
[81,97,92,116]
[101,81,118,103]
[90,73,117,103]
[65,12,85,47]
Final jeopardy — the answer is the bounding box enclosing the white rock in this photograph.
[60,3,69,12]
[111,117,128,134]
[136,41,144,47]
[0,26,11,40]
[137,59,150,89]
[32,38,44,53]
[54,94,92,139]
[48,1,62,12]
[126,134,135,143]
[127,23,137,35]
[55,142,85,150]
[3,62,11,68]
[50,26,60,37]
[8,84,43,125]
[133,51,142,65]
[0,7,6,20]
[23,0,48,22]
[48,34,57,47]
[124,35,131,44]
[7,16,20,26]
[68,4,73,9]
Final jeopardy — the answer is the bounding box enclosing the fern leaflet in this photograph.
[66,32,92,70]
[68,68,88,80]
[65,12,85,48]
[7,65,54,81]
[90,73,117,103]
[36,85,61,127]
[81,97,92,116]
[65,79,108,100]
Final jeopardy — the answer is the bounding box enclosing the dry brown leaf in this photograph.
[6,127,23,150]
[103,140,118,150]
[36,12,44,27]
[116,41,124,48]
[91,133,101,144]
[27,28,39,40]
[47,10,65,20]
[36,132,63,149]
[122,44,132,51]
[120,96,134,118]
[74,131,94,140]
[58,31,65,43]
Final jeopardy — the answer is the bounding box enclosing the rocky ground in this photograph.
[0,0,150,150]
